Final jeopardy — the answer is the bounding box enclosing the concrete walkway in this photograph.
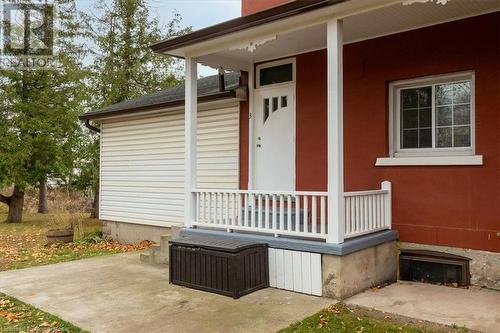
[347,281,500,333]
[0,252,331,333]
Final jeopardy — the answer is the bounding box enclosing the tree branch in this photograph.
[0,193,11,205]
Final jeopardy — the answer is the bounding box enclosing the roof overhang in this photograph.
[151,0,399,59]
[79,90,238,121]
[152,0,500,71]
[151,0,346,56]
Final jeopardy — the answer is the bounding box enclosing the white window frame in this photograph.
[256,58,296,89]
[388,71,476,158]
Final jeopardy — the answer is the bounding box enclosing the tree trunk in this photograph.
[6,186,24,223]
[91,189,99,219]
[38,178,49,214]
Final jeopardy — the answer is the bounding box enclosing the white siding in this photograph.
[268,248,322,296]
[99,105,239,227]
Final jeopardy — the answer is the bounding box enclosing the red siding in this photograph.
[241,0,291,15]
[296,50,328,191]
[343,12,500,252]
[239,12,500,252]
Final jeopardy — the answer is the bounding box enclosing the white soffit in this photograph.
[199,24,327,70]
[198,0,500,70]
[343,0,500,43]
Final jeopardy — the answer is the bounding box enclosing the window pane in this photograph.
[400,87,432,149]
[259,63,293,86]
[418,87,432,107]
[454,81,471,104]
[436,84,453,105]
[402,89,418,108]
[402,129,418,149]
[436,106,452,126]
[263,98,269,123]
[272,97,278,112]
[454,104,470,125]
[281,95,287,108]
[402,108,418,129]
[419,107,432,128]
[398,78,472,151]
[419,129,432,148]
[454,126,471,147]
[437,127,452,147]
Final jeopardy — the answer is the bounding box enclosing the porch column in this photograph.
[184,57,197,228]
[326,18,344,244]
[247,65,255,190]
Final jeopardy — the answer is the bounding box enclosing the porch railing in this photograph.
[192,181,391,242]
[344,181,392,239]
[193,190,328,239]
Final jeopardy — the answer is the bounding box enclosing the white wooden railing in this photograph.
[193,190,328,239]
[344,181,392,239]
[192,181,391,243]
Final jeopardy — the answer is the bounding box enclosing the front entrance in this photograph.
[254,84,295,191]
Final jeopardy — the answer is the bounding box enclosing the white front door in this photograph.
[254,84,295,191]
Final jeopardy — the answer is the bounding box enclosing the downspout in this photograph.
[85,119,101,133]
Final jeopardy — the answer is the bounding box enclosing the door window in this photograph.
[263,95,289,124]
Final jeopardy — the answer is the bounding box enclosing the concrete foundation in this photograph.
[102,220,173,244]
[401,242,500,290]
[322,241,398,299]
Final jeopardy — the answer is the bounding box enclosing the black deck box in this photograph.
[169,236,269,299]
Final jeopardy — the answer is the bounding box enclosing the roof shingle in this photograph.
[80,72,240,120]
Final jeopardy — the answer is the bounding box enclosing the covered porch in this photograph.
[151,0,499,245]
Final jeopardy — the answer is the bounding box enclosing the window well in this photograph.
[400,250,471,287]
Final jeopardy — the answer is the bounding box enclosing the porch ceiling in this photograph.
[191,0,500,71]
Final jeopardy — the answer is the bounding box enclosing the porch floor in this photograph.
[0,252,331,333]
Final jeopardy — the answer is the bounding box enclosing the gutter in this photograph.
[85,119,101,133]
[150,0,345,54]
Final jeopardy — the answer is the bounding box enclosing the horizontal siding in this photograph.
[100,105,239,226]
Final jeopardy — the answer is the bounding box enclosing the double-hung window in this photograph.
[391,72,475,158]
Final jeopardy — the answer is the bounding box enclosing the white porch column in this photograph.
[247,65,255,190]
[326,18,345,244]
[184,57,197,228]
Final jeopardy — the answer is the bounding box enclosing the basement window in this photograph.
[399,250,471,287]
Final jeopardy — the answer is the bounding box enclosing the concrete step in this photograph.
[152,250,168,265]
[159,235,170,254]
[139,226,182,266]
[140,252,152,264]
[140,245,168,265]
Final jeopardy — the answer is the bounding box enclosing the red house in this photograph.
[81,0,500,298]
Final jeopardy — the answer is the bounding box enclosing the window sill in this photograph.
[375,155,483,166]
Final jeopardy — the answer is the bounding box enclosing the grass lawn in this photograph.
[0,205,152,271]
[0,292,87,333]
[0,205,153,332]
[278,303,470,333]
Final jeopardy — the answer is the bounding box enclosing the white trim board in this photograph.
[375,155,483,166]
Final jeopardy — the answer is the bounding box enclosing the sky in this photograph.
[75,0,242,77]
